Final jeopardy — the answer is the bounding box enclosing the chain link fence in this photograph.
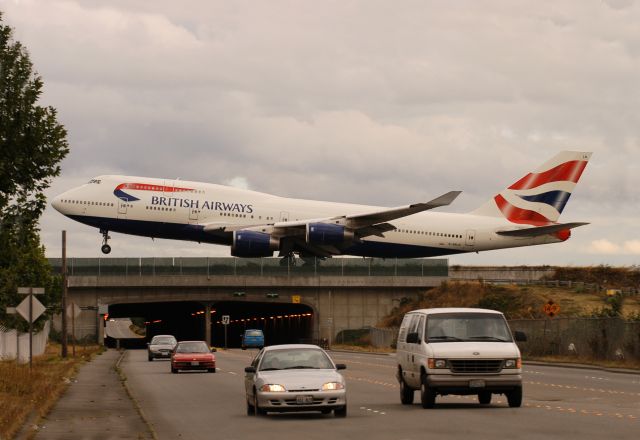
[509,317,640,361]
[345,318,640,362]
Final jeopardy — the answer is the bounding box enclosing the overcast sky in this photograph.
[2,0,639,266]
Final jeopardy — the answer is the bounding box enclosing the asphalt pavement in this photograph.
[120,349,640,440]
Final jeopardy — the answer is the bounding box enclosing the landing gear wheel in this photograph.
[506,387,522,408]
[420,374,436,409]
[478,391,492,405]
[400,377,414,405]
[100,229,111,254]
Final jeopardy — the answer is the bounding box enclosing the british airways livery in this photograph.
[51,151,591,259]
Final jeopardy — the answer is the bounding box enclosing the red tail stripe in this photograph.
[115,183,193,192]
[494,195,551,226]
[508,160,588,190]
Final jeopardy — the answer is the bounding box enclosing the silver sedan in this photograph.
[244,344,347,417]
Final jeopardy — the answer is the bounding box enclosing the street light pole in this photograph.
[61,231,68,358]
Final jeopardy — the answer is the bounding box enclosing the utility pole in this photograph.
[61,231,68,358]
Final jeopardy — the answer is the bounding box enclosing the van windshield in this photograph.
[426,313,512,343]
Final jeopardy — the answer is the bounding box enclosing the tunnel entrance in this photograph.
[212,301,314,348]
[106,300,314,348]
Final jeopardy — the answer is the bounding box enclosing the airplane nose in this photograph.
[51,194,63,213]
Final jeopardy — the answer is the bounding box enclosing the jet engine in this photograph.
[306,223,354,246]
[231,230,279,258]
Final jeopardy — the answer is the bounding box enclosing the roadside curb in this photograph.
[329,349,394,357]
[524,360,640,375]
[115,350,158,440]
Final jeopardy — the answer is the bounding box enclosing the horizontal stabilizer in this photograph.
[496,222,589,237]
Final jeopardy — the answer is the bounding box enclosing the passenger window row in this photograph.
[60,199,115,207]
[397,229,463,239]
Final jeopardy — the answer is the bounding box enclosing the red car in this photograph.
[171,340,216,373]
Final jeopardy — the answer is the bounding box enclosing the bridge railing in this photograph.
[47,257,449,278]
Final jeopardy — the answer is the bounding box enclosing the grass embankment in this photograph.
[0,344,104,440]
[378,281,640,327]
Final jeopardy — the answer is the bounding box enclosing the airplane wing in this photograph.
[496,222,589,237]
[200,191,461,256]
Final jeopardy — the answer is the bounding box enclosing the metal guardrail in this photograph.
[47,257,449,278]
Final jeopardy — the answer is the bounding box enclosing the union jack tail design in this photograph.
[471,151,592,225]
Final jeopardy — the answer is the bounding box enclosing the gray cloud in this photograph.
[2,0,638,265]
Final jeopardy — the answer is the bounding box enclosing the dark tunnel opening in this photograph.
[106,300,315,349]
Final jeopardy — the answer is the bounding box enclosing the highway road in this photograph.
[121,349,639,440]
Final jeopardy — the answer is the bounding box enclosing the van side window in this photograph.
[416,316,425,341]
[408,315,421,336]
[398,314,413,342]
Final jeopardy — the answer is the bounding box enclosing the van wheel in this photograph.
[420,374,436,409]
[506,387,522,408]
[478,391,492,405]
[400,377,414,405]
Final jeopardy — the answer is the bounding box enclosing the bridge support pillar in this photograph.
[205,303,212,347]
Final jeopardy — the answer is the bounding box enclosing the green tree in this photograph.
[0,12,69,330]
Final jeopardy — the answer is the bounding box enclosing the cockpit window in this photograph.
[88,179,102,184]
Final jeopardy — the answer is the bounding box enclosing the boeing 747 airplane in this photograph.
[51,151,591,259]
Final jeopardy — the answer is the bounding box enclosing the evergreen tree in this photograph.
[0,12,69,330]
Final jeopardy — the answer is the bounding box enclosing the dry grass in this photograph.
[378,281,640,328]
[0,344,104,440]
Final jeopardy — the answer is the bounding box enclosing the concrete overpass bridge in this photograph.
[48,257,449,347]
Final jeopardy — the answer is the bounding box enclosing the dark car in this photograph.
[171,340,216,374]
[147,335,177,361]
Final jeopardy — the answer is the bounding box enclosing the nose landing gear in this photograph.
[100,229,111,254]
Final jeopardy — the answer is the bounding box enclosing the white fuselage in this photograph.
[52,175,565,258]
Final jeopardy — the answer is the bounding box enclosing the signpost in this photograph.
[16,287,46,368]
[222,315,230,349]
[291,295,301,304]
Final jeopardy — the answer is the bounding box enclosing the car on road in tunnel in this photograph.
[244,344,347,417]
[241,329,265,350]
[147,334,178,361]
[171,340,216,373]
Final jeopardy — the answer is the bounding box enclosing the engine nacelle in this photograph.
[306,223,354,246]
[231,230,279,257]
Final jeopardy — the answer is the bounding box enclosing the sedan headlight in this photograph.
[504,358,521,369]
[321,382,344,391]
[260,384,286,392]
[427,358,448,369]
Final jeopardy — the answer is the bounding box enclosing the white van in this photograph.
[396,308,526,408]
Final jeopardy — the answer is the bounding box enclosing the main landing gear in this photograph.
[100,229,111,254]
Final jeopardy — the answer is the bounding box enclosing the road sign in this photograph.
[16,295,46,323]
[221,315,230,325]
[66,302,82,318]
[292,295,301,304]
[543,300,560,317]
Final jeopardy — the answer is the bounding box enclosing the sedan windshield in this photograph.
[151,337,176,345]
[176,342,209,353]
[259,349,334,371]
[426,313,513,343]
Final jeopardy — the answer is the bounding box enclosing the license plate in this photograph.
[296,395,314,405]
[469,379,485,388]
[191,361,200,366]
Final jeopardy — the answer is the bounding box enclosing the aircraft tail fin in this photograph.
[470,151,592,225]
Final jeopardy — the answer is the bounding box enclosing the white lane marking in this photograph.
[360,406,386,415]
[228,371,237,375]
